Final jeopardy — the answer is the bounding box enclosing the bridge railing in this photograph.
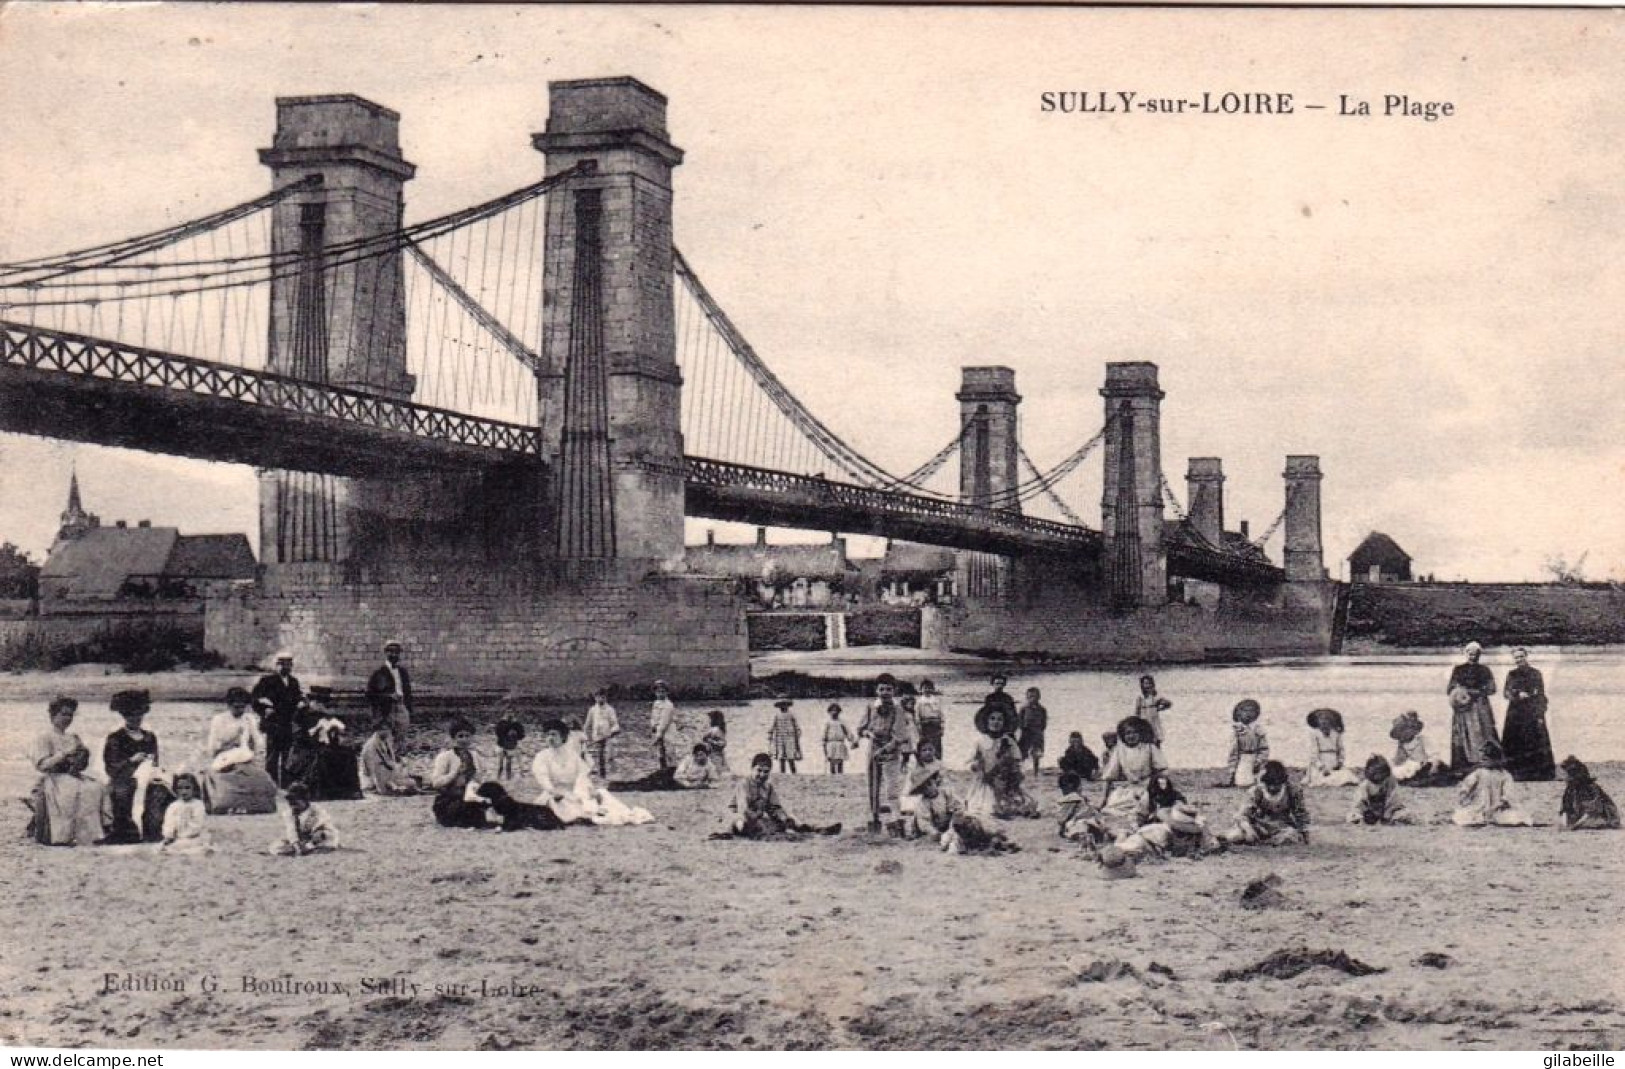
[0,320,542,457]
[683,456,1097,546]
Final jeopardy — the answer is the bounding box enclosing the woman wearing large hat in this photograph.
[1446,641,1500,773]
[102,689,172,844]
[199,686,279,814]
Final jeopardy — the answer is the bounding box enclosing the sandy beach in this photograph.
[2,709,1620,1050]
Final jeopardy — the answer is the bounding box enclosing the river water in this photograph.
[3,647,1621,796]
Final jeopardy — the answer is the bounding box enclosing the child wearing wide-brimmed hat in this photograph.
[1389,711,1450,785]
[1227,700,1271,788]
[1346,755,1410,825]
[1558,756,1621,831]
[1303,708,1361,788]
[904,764,963,851]
[768,698,803,774]
[1452,740,1534,827]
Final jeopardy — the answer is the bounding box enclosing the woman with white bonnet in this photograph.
[1446,640,1500,772]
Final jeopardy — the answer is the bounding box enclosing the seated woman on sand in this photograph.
[429,718,492,829]
[102,689,173,844]
[25,696,104,847]
[1558,756,1620,831]
[360,717,424,796]
[1097,716,1167,827]
[531,719,653,826]
[1452,741,1534,827]
[1219,760,1310,846]
[1346,755,1410,825]
[1302,709,1361,788]
[199,687,279,815]
[284,687,363,801]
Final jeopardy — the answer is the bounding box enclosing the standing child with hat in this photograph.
[1451,740,1534,827]
[1227,700,1271,788]
[769,698,803,774]
[859,674,917,835]
[649,681,679,771]
[702,710,730,775]
[1303,709,1361,788]
[823,703,858,774]
[1347,755,1411,825]
[583,689,621,779]
[915,679,945,766]
[1135,674,1173,746]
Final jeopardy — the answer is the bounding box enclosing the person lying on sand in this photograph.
[711,754,840,841]
[1346,755,1411,825]
[1452,740,1534,828]
[1558,756,1620,831]
[613,745,724,792]
[1219,761,1310,846]
[269,783,340,856]
[1118,799,1223,861]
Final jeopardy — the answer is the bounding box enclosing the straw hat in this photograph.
[1115,716,1155,742]
[976,704,1012,737]
[773,698,794,710]
[1307,708,1344,732]
[1389,711,1423,741]
[1232,699,1262,724]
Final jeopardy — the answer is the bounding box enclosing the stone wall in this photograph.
[0,604,204,661]
[204,562,749,697]
[941,555,1335,662]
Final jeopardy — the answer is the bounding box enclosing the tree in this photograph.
[1542,551,1589,585]
[0,542,39,599]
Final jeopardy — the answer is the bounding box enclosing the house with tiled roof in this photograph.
[1348,531,1413,583]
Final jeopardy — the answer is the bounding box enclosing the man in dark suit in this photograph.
[366,640,413,740]
[251,651,303,786]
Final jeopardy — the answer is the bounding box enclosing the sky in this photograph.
[1,5,1621,581]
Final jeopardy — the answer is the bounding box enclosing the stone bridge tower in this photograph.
[1100,362,1166,608]
[258,95,417,564]
[1283,455,1325,581]
[1186,457,1225,547]
[956,366,1021,599]
[534,77,686,569]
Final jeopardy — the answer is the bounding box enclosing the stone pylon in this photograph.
[956,367,1021,599]
[1283,455,1325,581]
[1100,362,1166,608]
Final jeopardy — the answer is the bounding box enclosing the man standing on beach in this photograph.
[251,651,302,787]
[366,641,414,740]
[859,673,916,836]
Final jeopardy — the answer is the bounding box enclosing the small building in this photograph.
[877,541,956,605]
[38,474,257,612]
[686,528,861,609]
[1348,531,1413,584]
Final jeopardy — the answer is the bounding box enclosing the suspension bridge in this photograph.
[0,79,1330,688]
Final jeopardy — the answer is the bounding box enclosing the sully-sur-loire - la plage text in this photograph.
[1041,91,1455,121]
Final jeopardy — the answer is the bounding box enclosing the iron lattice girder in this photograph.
[0,320,541,476]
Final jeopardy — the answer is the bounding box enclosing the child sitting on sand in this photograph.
[160,773,211,854]
[614,744,723,792]
[1452,741,1534,827]
[269,783,340,855]
[1227,700,1271,788]
[1118,799,1222,861]
[1219,760,1310,846]
[716,754,840,840]
[1390,711,1451,785]
[1059,732,1100,782]
[904,765,963,850]
[1303,708,1361,788]
[1056,771,1110,852]
[1558,756,1620,830]
[1346,755,1410,825]
[1098,716,1167,826]
[702,711,730,775]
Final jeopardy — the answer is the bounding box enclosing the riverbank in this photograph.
[1,762,1619,1050]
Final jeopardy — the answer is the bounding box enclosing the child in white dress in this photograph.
[160,773,212,854]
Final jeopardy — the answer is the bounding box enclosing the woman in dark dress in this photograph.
[102,689,173,843]
[285,687,364,801]
[1446,641,1500,772]
[1501,647,1556,781]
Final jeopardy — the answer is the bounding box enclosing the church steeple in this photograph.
[57,468,98,541]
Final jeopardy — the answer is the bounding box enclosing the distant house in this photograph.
[686,528,861,609]
[1348,532,1413,584]
[38,474,257,612]
[878,541,956,605]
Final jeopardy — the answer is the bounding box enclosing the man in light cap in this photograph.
[251,651,302,787]
[366,640,413,740]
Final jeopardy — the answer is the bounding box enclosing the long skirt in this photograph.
[202,764,279,815]
[1452,803,1533,827]
[1304,765,1361,788]
[1450,696,1500,771]
[867,752,904,822]
[1501,701,1556,781]
[432,786,490,828]
[30,774,105,845]
[106,778,174,843]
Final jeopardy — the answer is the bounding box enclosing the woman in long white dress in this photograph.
[531,719,653,826]
[199,687,280,814]
[26,696,105,846]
